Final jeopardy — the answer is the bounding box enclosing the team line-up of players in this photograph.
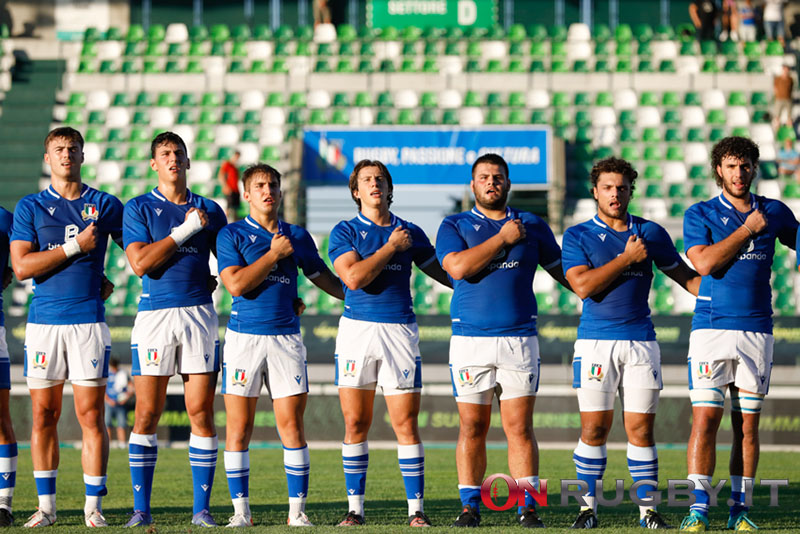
[0,127,784,531]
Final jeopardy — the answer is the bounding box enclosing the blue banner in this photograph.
[302,127,552,189]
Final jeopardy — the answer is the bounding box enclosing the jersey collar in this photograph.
[470,206,512,220]
[150,187,193,203]
[245,215,283,235]
[591,213,632,231]
[356,212,397,227]
[717,193,756,211]
[46,183,88,200]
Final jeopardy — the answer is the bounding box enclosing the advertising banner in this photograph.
[368,0,497,29]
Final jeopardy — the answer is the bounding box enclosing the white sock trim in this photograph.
[626,443,657,461]
[189,433,218,450]
[33,470,57,479]
[129,432,158,448]
[574,440,607,459]
[224,450,250,470]
[342,441,368,457]
[397,443,424,459]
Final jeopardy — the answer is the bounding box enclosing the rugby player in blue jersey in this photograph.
[122,132,227,528]
[216,164,343,527]
[10,127,123,527]
[436,153,569,528]
[679,137,798,532]
[562,157,700,529]
[0,207,18,527]
[328,159,450,527]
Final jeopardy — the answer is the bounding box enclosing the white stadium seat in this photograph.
[681,106,706,128]
[395,89,418,109]
[727,106,751,127]
[96,41,123,60]
[663,161,688,183]
[591,107,616,128]
[637,106,661,128]
[702,89,726,110]
[97,162,121,183]
[760,142,777,161]
[237,143,260,165]
[613,89,637,110]
[106,107,130,128]
[83,143,101,165]
[651,40,678,63]
[150,107,175,129]
[676,56,701,74]
[757,179,782,199]
[246,41,273,59]
[685,143,710,165]
[313,23,337,43]
[567,41,592,61]
[172,125,195,145]
[260,107,286,125]
[165,23,189,43]
[567,23,591,42]
[260,126,284,146]
[526,89,549,109]
[438,56,463,75]
[351,108,374,126]
[439,89,463,109]
[241,90,265,110]
[215,125,239,146]
[86,90,110,110]
[307,90,331,109]
[190,161,213,183]
[459,108,484,126]
[481,41,508,59]
[751,124,775,145]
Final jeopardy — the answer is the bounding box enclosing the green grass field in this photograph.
[6,447,798,532]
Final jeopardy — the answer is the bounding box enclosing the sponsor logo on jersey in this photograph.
[588,363,603,381]
[81,204,98,221]
[33,351,47,369]
[359,230,368,239]
[458,368,473,386]
[598,233,607,242]
[737,239,767,261]
[697,361,711,379]
[154,208,163,216]
[721,216,729,225]
[146,348,159,366]
[383,263,402,271]
[47,207,56,216]
[232,368,247,386]
[248,234,257,243]
[344,360,357,377]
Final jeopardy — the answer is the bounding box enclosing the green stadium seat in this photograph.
[643,145,663,161]
[723,59,741,72]
[645,183,663,197]
[106,129,126,143]
[104,146,124,161]
[637,41,652,57]
[375,110,394,125]
[397,109,417,125]
[745,59,763,72]
[644,165,662,181]
[689,165,706,180]
[529,60,546,72]
[77,60,96,73]
[634,23,653,42]
[637,59,654,72]
[354,92,373,107]
[530,110,548,124]
[575,110,591,128]
[241,128,259,142]
[126,24,145,43]
[528,24,547,42]
[176,110,195,124]
[642,128,661,143]
[663,109,681,125]
[687,128,705,142]
[126,145,149,161]
[665,128,682,142]
[619,128,637,142]
[700,40,717,55]
[441,110,459,125]
[760,161,778,179]
[130,127,149,143]
[661,91,680,107]
[594,59,611,72]
[618,110,636,127]
[667,184,685,198]
[691,183,711,199]
[706,109,726,125]
[529,41,546,58]
[420,109,438,125]
[198,109,218,125]
[196,127,214,143]
[308,109,328,125]
[615,23,633,43]
[85,128,103,143]
[574,92,591,107]
[615,58,633,72]
[743,41,762,58]
[751,91,769,107]
[777,125,797,141]
[702,59,719,72]
[261,146,280,162]
[719,40,738,57]
[639,91,658,107]
[620,145,640,161]
[666,146,684,161]
[709,127,726,142]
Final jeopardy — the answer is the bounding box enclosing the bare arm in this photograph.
[564,235,647,299]
[663,260,701,296]
[333,226,410,290]
[125,208,208,277]
[11,223,98,280]
[309,267,345,299]
[689,3,701,27]
[686,210,766,276]
[219,233,293,297]
[441,219,525,280]
[419,258,452,288]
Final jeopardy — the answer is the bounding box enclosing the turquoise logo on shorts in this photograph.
[146,348,159,366]
[232,368,247,386]
[588,364,603,381]
[33,351,47,369]
[697,362,711,379]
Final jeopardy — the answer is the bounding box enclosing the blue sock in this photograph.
[33,469,57,514]
[129,433,157,513]
[224,450,250,516]
[573,440,607,512]
[342,442,368,516]
[688,474,711,517]
[729,476,752,516]
[516,476,540,515]
[0,443,17,511]
[189,434,218,514]
[285,445,310,515]
[398,443,424,515]
[458,485,481,512]
[627,443,658,518]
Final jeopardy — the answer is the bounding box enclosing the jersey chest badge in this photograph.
[81,204,98,221]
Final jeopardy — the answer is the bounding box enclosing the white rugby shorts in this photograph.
[334,316,422,394]
[131,303,220,376]
[24,322,110,382]
[0,326,9,390]
[221,329,308,399]
[449,335,540,403]
[687,329,773,395]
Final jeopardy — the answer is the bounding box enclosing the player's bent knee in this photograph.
[690,387,726,410]
[731,392,765,415]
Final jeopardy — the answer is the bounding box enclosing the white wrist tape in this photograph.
[169,210,204,246]
[62,239,82,258]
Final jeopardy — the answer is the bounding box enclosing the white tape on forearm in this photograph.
[62,239,82,258]
[169,211,203,246]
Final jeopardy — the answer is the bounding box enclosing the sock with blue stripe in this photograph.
[342,442,368,516]
[627,443,658,519]
[516,476,540,515]
[729,475,753,517]
[129,432,157,513]
[189,434,218,514]
[458,485,481,512]
[688,473,711,517]
[0,443,17,512]
[84,474,107,515]
[224,450,250,516]
[33,469,57,515]
[573,440,607,512]
[398,443,424,515]
[285,445,310,516]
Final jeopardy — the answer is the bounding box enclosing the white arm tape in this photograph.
[169,210,204,246]
[62,239,82,258]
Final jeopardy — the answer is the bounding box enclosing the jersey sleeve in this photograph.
[435,216,466,264]
[215,226,245,273]
[102,194,124,246]
[408,222,436,268]
[683,203,711,252]
[295,228,327,278]
[327,221,356,263]
[10,197,37,245]
[0,208,13,237]
[647,222,682,271]
[772,200,798,250]
[122,199,152,249]
[561,227,590,274]
[534,217,562,270]
[206,199,228,234]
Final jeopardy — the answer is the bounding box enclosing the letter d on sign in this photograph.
[458,0,477,25]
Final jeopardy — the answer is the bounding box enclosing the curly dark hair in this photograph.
[590,157,638,193]
[348,159,393,209]
[710,136,760,186]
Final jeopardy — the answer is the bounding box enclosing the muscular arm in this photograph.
[125,238,179,278]
[420,258,452,288]
[11,222,98,280]
[663,260,701,296]
[441,219,523,280]
[564,235,645,300]
[687,209,767,276]
[219,233,293,297]
[333,226,409,290]
[310,267,345,299]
